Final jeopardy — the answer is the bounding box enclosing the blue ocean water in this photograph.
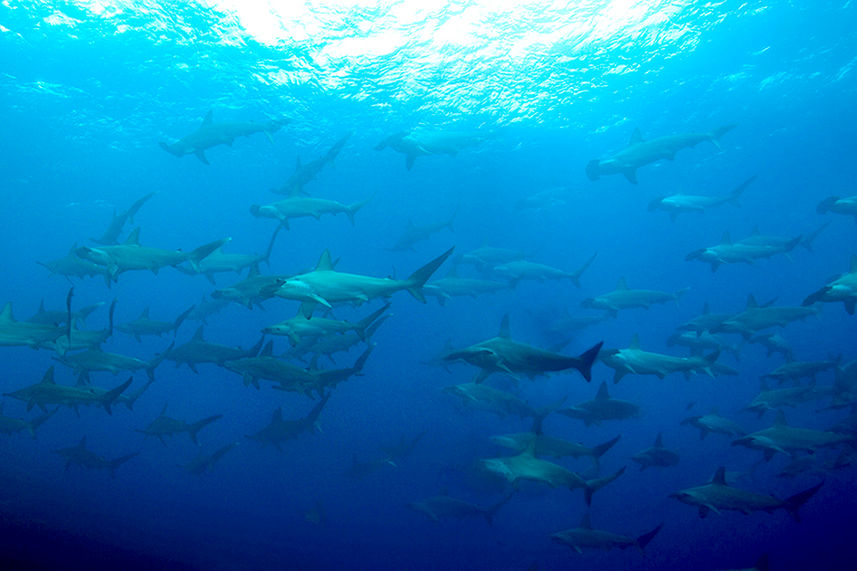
[1,1,856,569]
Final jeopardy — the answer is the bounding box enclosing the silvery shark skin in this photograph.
[670,466,822,521]
[732,410,855,460]
[761,358,839,384]
[491,252,597,288]
[803,255,857,314]
[581,277,688,317]
[455,246,526,271]
[375,128,488,170]
[116,305,194,342]
[550,513,661,554]
[586,124,735,184]
[490,432,620,470]
[159,110,289,164]
[631,433,679,470]
[271,247,455,317]
[211,267,289,309]
[686,231,801,272]
[388,211,456,252]
[53,436,138,479]
[676,302,734,336]
[271,133,351,196]
[262,303,389,347]
[681,412,746,440]
[0,302,67,350]
[442,315,602,384]
[55,347,163,383]
[75,228,228,283]
[712,294,820,339]
[181,442,238,475]
[743,380,824,418]
[136,404,222,445]
[2,368,133,415]
[250,195,370,229]
[164,326,264,373]
[246,393,331,451]
[407,492,512,526]
[443,382,541,419]
[557,382,640,426]
[177,227,281,283]
[817,194,857,223]
[0,405,56,438]
[648,175,756,220]
[600,334,719,383]
[38,245,113,285]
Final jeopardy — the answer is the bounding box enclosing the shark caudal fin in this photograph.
[585,160,601,181]
[261,225,282,266]
[109,452,140,479]
[590,435,621,471]
[356,303,391,340]
[570,253,598,287]
[125,377,155,411]
[484,491,516,527]
[158,141,182,158]
[583,466,626,506]
[729,174,757,206]
[28,407,59,439]
[405,247,456,302]
[783,480,824,522]
[189,414,224,445]
[576,341,604,382]
[816,196,839,214]
[346,196,372,226]
[635,523,663,554]
[102,377,133,415]
[172,305,195,335]
[187,238,230,271]
[708,124,736,148]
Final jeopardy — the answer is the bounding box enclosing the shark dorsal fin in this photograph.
[315,250,335,272]
[712,466,727,485]
[746,294,758,309]
[38,299,46,313]
[261,340,274,357]
[596,381,609,400]
[580,512,592,529]
[720,231,732,245]
[774,410,788,426]
[702,302,710,315]
[202,110,213,125]
[139,307,150,319]
[654,432,663,448]
[850,255,857,273]
[616,277,628,290]
[192,326,205,341]
[0,302,13,322]
[498,315,511,339]
[272,407,283,423]
[40,367,56,384]
[123,227,141,245]
[629,128,643,145]
[630,334,641,349]
[78,436,87,449]
[160,403,168,416]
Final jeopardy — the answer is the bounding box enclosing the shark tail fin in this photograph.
[783,480,823,522]
[356,303,390,340]
[576,341,604,382]
[125,377,155,410]
[801,221,830,252]
[172,305,195,333]
[583,466,626,506]
[729,174,757,206]
[484,491,515,527]
[102,377,133,415]
[816,196,839,214]
[188,414,224,445]
[570,253,597,287]
[262,225,282,266]
[590,435,621,471]
[188,238,230,271]
[28,407,59,439]
[405,247,455,302]
[709,124,736,148]
[346,196,372,226]
[635,523,662,554]
[110,452,140,479]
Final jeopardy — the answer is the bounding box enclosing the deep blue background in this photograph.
[1,1,856,569]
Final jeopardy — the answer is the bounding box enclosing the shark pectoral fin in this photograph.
[623,169,638,184]
[194,149,209,164]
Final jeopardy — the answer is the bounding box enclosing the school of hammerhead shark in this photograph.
[5,110,857,561]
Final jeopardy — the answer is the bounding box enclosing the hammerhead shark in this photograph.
[159,110,289,164]
[246,393,331,451]
[54,436,139,478]
[442,315,602,384]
